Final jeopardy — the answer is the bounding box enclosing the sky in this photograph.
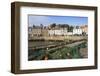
[28,15,88,27]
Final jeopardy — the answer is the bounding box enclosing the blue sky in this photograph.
[28,15,88,27]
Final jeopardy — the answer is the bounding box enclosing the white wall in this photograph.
[0,0,100,76]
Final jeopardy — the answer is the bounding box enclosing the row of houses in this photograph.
[48,27,87,36]
[28,25,88,37]
[48,29,72,36]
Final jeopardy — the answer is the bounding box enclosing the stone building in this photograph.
[80,25,88,35]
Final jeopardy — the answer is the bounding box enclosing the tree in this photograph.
[50,23,56,28]
[33,24,36,28]
[76,26,79,29]
[40,24,44,29]
[68,26,74,32]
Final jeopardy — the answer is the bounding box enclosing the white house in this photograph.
[73,28,82,35]
[48,30,63,36]
[48,29,68,36]
[48,30,55,36]
[54,30,63,35]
